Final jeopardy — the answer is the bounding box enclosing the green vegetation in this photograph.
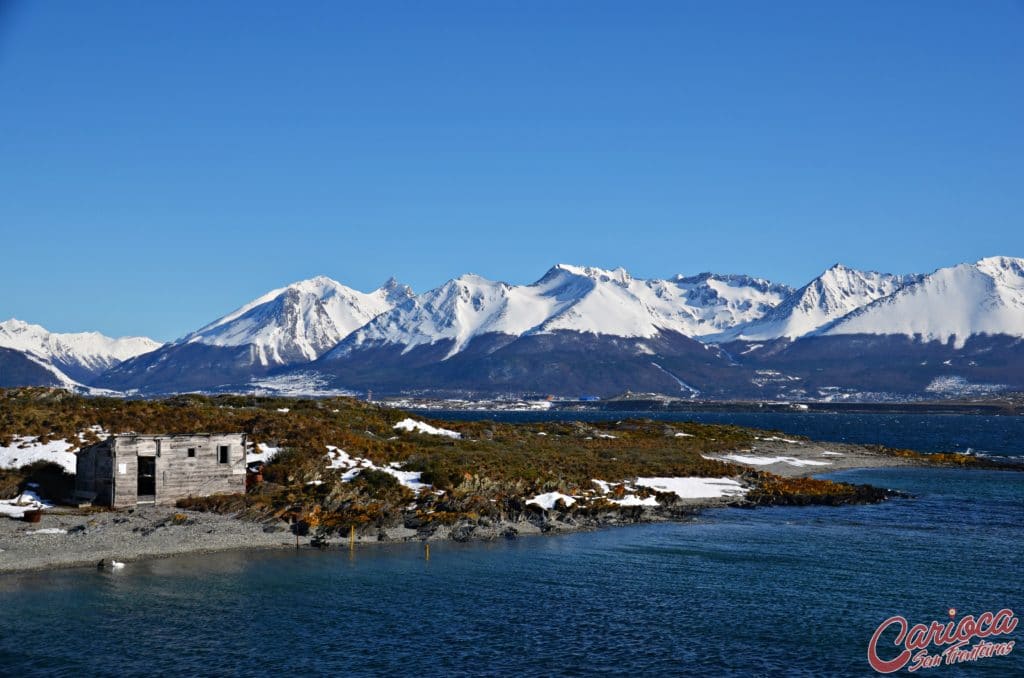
[0,461,75,502]
[1,387,922,536]
[745,473,891,505]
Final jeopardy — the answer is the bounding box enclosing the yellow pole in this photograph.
[349,524,355,549]
[424,542,430,561]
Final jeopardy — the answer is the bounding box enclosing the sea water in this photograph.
[1,413,1021,676]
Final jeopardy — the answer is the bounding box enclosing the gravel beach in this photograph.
[0,507,302,573]
[701,438,921,478]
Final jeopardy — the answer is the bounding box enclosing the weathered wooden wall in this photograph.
[75,439,115,505]
[79,434,246,508]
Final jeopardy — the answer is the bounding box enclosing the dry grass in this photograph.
[2,388,915,531]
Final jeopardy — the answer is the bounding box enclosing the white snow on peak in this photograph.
[820,257,1024,348]
[534,265,788,338]
[0,318,161,376]
[182,276,413,366]
[329,265,791,359]
[719,264,919,341]
[549,263,633,284]
[672,272,792,335]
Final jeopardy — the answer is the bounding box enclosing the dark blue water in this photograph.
[425,409,1024,458]
[1,415,1022,676]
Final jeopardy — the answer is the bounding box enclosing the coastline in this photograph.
[0,439,923,574]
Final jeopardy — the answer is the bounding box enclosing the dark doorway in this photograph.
[137,456,156,500]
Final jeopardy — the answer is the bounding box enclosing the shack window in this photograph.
[187,448,196,458]
[218,445,230,464]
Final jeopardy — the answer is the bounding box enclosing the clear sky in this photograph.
[1,1,1022,341]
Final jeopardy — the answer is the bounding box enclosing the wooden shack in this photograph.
[75,433,247,507]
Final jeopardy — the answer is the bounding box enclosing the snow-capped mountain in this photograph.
[0,318,161,383]
[183,276,413,366]
[15,256,1024,399]
[92,276,414,393]
[718,264,920,341]
[327,265,791,360]
[672,272,794,332]
[820,257,1024,347]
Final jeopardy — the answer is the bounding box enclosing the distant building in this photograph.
[75,433,247,508]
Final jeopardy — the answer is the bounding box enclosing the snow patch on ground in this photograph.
[0,488,52,519]
[526,492,576,509]
[755,436,802,444]
[712,454,831,468]
[393,418,462,439]
[0,436,76,473]
[609,494,659,506]
[634,477,747,499]
[247,443,280,464]
[79,425,110,442]
[25,528,67,535]
[819,451,844,457]
[674,432,694,438]
[324,446,430,491]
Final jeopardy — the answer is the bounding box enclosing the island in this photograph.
[0,388,1013,573]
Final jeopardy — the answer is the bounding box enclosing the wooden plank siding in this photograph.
[76,433,246,507]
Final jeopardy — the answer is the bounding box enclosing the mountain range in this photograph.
[3,256,1023,401]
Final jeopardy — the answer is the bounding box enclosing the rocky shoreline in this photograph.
[0,438,923,574]
[0,497,736,574]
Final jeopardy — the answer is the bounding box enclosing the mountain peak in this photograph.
[820,256,1024,347]
[0,318,161,383]
[976,255,1024,277]
[377,277,415,304]
[451,272,501,285]
[674,272,790,293]
[548,263,632,284]
[286,275,347,295]
[183,275,409,365]
[18,255,1024,398]
[718,265,916,341]
[1,318,36,333]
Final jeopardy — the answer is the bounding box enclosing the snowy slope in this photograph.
[0,436,77,473]
[717,264,919,341]
[673,272,793,331]
[0,318,161,380]
[820,256,1024,348]
[535,266,788,337]
[328,265,791,359]
[182,276,413,366]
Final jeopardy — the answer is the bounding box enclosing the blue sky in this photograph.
[2,1,1022,341]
